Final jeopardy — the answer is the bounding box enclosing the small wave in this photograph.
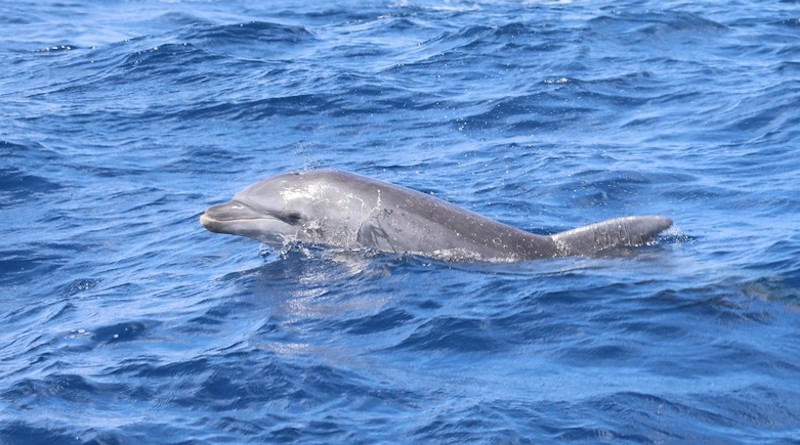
[59,278,100,298]
[0,167,62,206]
[60,320,159,353]
[91,321,150,344]
[177,20,316,61]
[147,11,212,28]
[0,421,82,445]
[342,308,415,335]
[0,249,66,286]
[119,42,219,74]
[423,21,553,56]
[170,93,341,122]
[779,18,800,28]
[180,20,314,44]
[588,10,727,36]
[34,44,80,53]
[392,316,507,353]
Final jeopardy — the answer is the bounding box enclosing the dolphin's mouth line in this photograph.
[201,213,265,223]
[199,200,270,233]
[199,200,296,234]
[200,212,267,225]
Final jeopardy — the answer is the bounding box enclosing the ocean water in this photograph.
[1,0,799,443]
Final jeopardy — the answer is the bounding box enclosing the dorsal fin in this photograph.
[550,216,673,256]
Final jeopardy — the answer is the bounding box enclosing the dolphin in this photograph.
[200,170,672,262]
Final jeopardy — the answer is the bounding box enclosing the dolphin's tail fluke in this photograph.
[550,216,673,257]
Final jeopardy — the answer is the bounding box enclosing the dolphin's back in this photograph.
[318,171,558,261]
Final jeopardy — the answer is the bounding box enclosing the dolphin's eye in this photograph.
[281,212,303,225]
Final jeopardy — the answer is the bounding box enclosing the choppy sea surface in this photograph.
[2,1,799,443]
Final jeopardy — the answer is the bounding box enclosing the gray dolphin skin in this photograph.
[200,170,673,262]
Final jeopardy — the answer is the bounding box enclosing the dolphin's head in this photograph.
[200,173,313,247]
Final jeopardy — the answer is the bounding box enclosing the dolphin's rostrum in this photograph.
[200,170,673,262]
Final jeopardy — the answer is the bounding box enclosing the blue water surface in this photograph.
[2,0,799,443]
